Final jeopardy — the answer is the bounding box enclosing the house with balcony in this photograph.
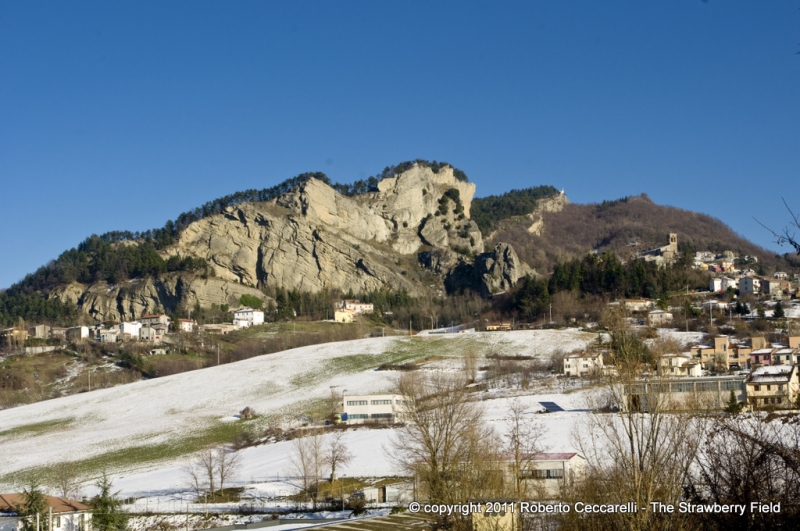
[658,353,701,377]
[746,365,799,410]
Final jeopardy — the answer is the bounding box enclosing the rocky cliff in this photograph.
[44,163,539,322]
[166,164,491,297]
[50,275,269,323]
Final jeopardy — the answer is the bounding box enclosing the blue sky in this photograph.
[1,1,799,289]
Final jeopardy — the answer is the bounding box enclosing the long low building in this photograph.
[341,394,408,424]
[621,375,746,412]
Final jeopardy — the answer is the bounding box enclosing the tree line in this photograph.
[512,250,709,320]
[470,185,560,236]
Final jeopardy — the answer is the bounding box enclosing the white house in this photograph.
[341,300,374,314]
[710,278,723,293]
[511,453,586,498]
[721,277,739,291]
[342,394,408,424]
[0,494,91,531]
[177,319,195,333]
[119,321,142,339]
[647,310,673,326]
[233,308,264,328]
[563,352,604,377]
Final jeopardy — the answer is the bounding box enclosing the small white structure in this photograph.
[342,394,407,424]
[177,319,195,333]
[647,310,673,326]
[658,353,702,377]
[119,321,142,339]
[99,330,119,343]
[721,277,739,291]
[563,352,604,377]
[623,299,655,312]
[517,453,586,498]
[710,278,723,293]
[0,494,91,531]
[233,308,264,328]
[342,300,374,314]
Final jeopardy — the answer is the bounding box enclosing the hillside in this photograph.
[2,161,795,327]
[486,193,795,275]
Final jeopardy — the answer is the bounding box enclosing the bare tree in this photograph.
[50,461,81,499]
[215,446,242,496]
[504,399,543,499]
[755,198,800,255]
[325,431,353,482]
[389,372,499,508]
[463,346,478,383]
[566,319,705,531]
[289,430,327,509]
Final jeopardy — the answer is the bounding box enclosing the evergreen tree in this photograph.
[773,301,785,319]
[89,473,128,531]
[724,389,742,415]
[13,482,48,531]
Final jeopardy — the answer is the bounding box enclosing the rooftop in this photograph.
[0,494,88,514]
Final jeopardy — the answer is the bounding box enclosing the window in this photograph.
[56,517,61,528]
[767,385,771,391]
[754,385,760,391]
[528,469,565,479]
[779,385,784,392]
[371,399,392,405]
[347,400,368,406]
[349,414,368,419]
[371,413,392,418]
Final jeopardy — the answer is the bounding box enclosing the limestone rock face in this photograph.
[475,243,524,297]
[167,164,485,297]
[50,275,270,323]
[526,190,570,235]
[53,163,538,322]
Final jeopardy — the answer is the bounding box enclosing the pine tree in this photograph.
[89,473,128,531]
[13,482,48,531]
[774,301,785,319]
[724,389,742,415]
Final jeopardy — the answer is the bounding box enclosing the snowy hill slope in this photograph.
[0,329,595,488]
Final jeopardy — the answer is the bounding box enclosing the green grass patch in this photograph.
[0,418,75,440]
[1,418,253,486]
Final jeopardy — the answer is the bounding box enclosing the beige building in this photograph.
[334,309,355,323]
[658,353,701,377]
[139,314,171,328]
[563,352,604,377]
[177,319,196,332]
[746,365,799,410]
[27,325,50,339]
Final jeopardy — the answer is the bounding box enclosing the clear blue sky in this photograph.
[1,1,799,289]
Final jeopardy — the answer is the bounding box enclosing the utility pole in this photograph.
[549,304,552,324]
[217,344,220,366]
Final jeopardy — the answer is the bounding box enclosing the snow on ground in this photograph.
[0,329,596,489]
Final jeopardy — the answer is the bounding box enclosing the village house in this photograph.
[0,494,91,531]
[762,278,791,299]
[739,277,760,296]
[139,326,163,343]
[198,323,236,335]
[746,365,800,410]
[750,348,775,368]
[342,300,374,314]
[65,326,89,342]
[0,328,28,346]
[485,322,512,332]
[49,327,67,340]
[233,307,264,328]
[334,309,355,323]
[27,325,50,339]
[658,353,702,377]
[772,348,799,366]
[341,394,408,424]
[563,352,604,377]
[138,314,171,328]
[647,310,673,326]
[177,318,195,333]
[99,329,119,343]
[118,321,142,340]
[623,299,655,312]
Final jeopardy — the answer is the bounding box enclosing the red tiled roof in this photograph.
[0,494,89,514]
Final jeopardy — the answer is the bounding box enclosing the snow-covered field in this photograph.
[0,329,599,492]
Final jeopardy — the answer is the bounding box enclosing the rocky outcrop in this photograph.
[437,243,526,297]
[167,164,485,296]
[49,275,270,323]
[526,190,569,235]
